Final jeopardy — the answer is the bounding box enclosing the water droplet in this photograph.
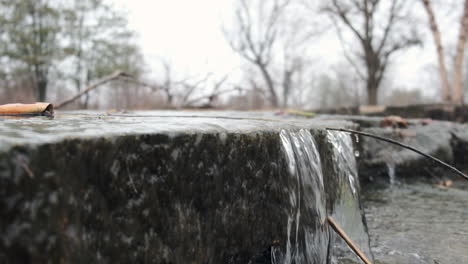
[354,150,360,157]
[354,134,360,143]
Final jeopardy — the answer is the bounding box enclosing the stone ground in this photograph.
[363,180,468,264]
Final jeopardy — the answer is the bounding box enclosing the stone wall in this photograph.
[314,104,468,122]
[0,113,368,264]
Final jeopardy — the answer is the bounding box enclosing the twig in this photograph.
[326,127,468,181]
[56,71,130,109]
[120,76,161,92]
[327,216,373,264]
[183,87,242,107]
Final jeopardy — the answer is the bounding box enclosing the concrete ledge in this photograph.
[0,111,367,263]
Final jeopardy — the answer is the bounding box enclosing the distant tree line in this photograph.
[1,0,468,109]
[0,0,144,105]
[224,0,468,107]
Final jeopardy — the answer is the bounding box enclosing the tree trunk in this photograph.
[282,70,293,108]
[282,88,289,108]
[453,0,468,104]
[83,94,90,109]
[257,64,279,108]
[37,79,47,102]
[166,92,174,105]
[367,82,378,105]
[365,51,380,106]
[421,0,452,102]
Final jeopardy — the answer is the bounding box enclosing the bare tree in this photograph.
[0,0,61,101]
[160,60,175,105]
[225,0,312,108]
[324,0,420,105]
[420,0,452,102]
[183,75,237,108]
[279,10,316,107]
[0,0,144,104]
[177,73,212,107]
[314,63,364,109]
[453,1,468,104]
[422,0,468,104]
[150,59,235,109]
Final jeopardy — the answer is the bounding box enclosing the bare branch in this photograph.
[56,71,130,109]
[328,14,366,81]
[377,0,399,55]
[120,76,160,92]
[224,0,296,107]
[327,0,366,43]
[178,72,213,106]
[184,87,241,107]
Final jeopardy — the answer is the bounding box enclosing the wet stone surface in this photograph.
[356,120,468,183]
[0,111,346,151]
[363,181,468,264]
[0,111,368,264]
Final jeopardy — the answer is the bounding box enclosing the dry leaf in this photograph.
[381,115,408,128]
[0,103,54,116]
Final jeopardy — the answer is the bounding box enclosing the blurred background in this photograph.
[0,0,467,110]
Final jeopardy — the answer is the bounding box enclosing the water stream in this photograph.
[279,129,372,264]
[327,131,374,264]
[364,182,468,263]
[386,162,397,186]
[280,129,328,264]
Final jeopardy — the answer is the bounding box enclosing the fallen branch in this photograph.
[327,216,373,264]
[56,71,131,109]
[326,127,468,181]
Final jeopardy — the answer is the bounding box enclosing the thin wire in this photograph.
[326,127,468,181]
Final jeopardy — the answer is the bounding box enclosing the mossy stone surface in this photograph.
[1,112,361,263]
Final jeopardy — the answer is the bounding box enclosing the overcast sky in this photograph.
[115,0,462,99]
[117,0,239,77]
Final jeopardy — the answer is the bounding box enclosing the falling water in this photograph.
[353,134,360,158]
[279,129,328,264]
[386,162,396,185]
[327,131,374,263]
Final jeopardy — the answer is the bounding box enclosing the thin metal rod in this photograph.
[326,127,468,181]
[327,216,373,264]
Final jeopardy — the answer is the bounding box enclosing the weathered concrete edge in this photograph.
[0,120,364,263]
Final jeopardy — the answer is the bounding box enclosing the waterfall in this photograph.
[279,129,328,264]
[274,129,372,264]
[327,131,373,263]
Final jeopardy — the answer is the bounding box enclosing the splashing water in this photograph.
[279,129,328,264]
[327,131,374,263]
